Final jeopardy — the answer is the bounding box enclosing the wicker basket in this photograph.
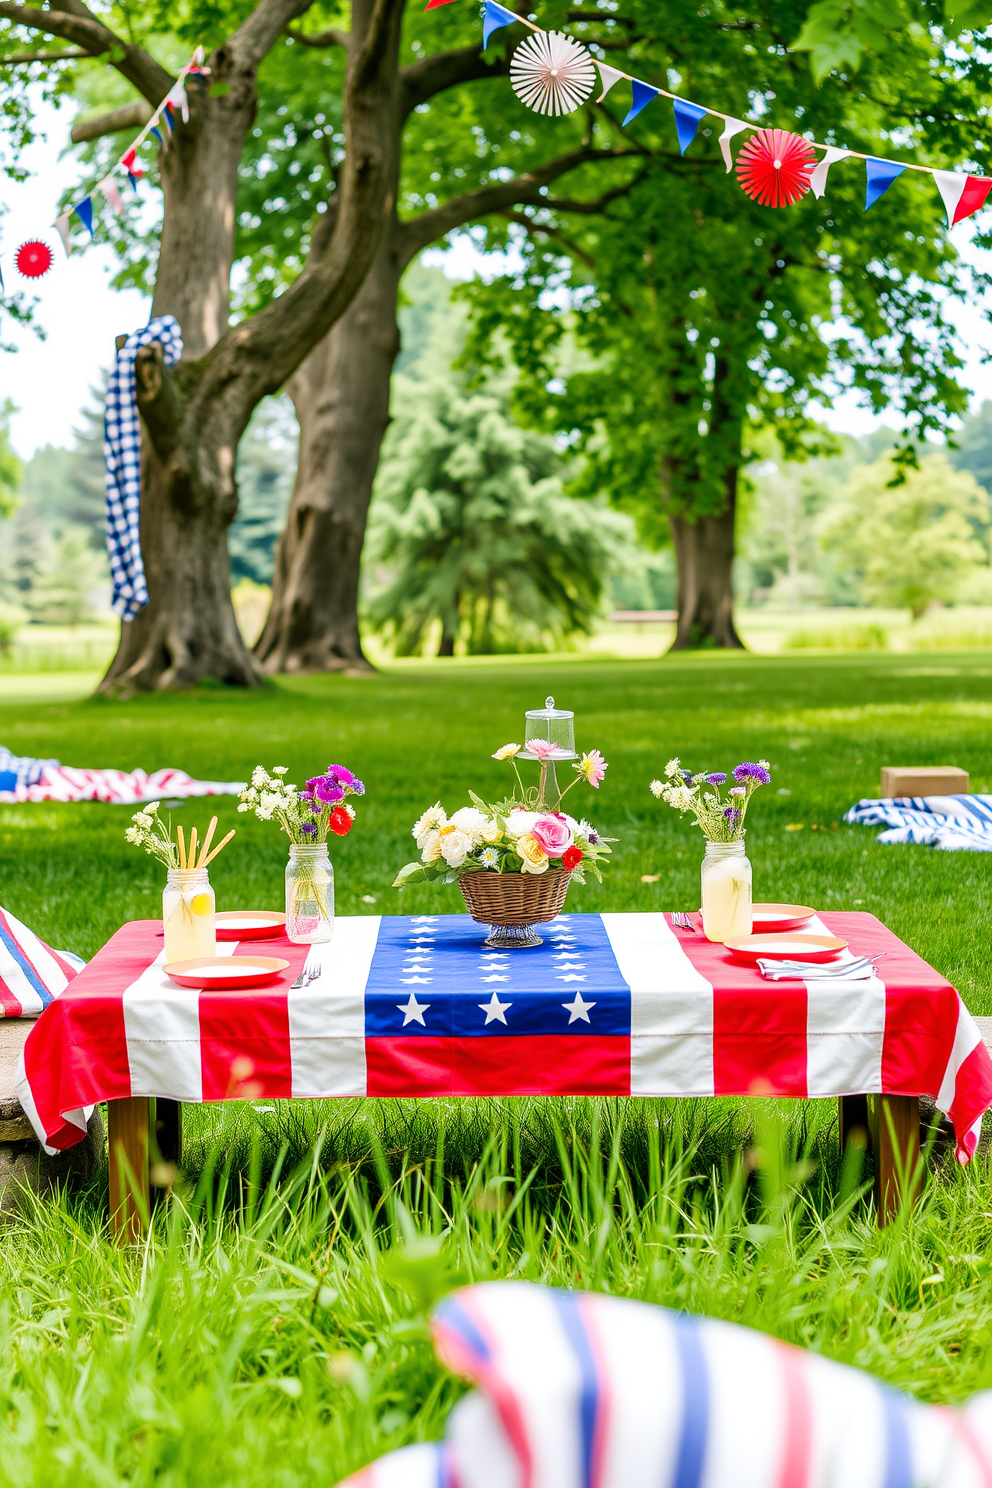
[459,868,571,928]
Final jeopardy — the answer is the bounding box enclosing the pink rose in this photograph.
[531,814,573,857]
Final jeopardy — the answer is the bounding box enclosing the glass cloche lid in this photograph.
[518,696,577,761]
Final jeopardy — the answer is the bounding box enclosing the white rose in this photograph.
[251,766,269,788]
[481,818,502,843]
[439,828,471,868]
[450,806,487,843]
[413,803,447,849]
[421,831,442,864]
[505,810,540,837]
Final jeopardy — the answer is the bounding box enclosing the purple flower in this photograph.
[681,769,694,784]
[587,829,600,845]
[300,822,318,836]
[732,762,772,786]
[706,772,727,785]
[307,775,345,805]
[723,807,743,821]
[326,764,365,796]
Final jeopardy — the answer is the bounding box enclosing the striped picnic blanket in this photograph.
[844,794,992,851]
[0,906,81,1018]
[341,1281,992,1488]
[0,746,242,805]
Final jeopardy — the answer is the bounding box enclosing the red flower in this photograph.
[562,846,583,870]
[328,806,353,837]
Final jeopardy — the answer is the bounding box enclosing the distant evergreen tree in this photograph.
[0,400,21,520]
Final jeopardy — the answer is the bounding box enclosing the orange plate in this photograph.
[724,933,848,965]
[164,955,290,990]
[750,903,816,933]
[215,911,287,941]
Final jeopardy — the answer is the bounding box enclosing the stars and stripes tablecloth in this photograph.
[16,911,992,1161]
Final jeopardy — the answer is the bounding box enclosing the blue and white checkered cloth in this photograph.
[0,747,57,794]
[845,794,992,851]
[104,316,183,620]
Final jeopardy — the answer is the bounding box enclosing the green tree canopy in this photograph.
[821,451,990,617]
[0,401,21,521]
[366,369,637,655]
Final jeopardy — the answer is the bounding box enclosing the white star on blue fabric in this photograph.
[562,992,596,1023]
[481,974,510,983]
[403,960,433,970]
[411,916,438,924]
[397,992,430,1025]
[478,992,512,1025]
[401,975,432,985]
[557,973,587,983]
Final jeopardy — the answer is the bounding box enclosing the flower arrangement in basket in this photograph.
[394,698,613,948]
[238,764,365,943]
[649,756,772,943]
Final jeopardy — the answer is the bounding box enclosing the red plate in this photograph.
[216,911,286,941]
[164,956,290,989]
[725,933,848,965]
[751,902,816,933]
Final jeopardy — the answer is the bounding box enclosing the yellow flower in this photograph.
[492,743,522,761]
[481,819,503,843]
[518,833,549,874]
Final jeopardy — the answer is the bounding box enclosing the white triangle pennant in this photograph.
[718,117,749,172]
[595,62,626,103]
[932,169,967,226]
[810,146,851,199]
[53,214,72,257]
[166,79,189,123]
[97,176,125,216]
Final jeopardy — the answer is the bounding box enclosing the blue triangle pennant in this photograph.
[150,126,163,144]
[865,157,905,210]
[483,0,519,48]
[672,99,707,155]
[622,79,660,127]
[72,196,94,238]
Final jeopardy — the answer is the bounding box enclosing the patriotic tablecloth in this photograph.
[17,911,992,1162]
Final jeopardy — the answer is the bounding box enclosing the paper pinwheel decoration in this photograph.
[510,31,596,116]
[15,240,53,278]
[735,128,817,208]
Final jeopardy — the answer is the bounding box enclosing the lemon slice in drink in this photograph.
[191,893,212,916]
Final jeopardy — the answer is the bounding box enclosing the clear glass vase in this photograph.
[286,843,334,944]
[163,867,216,963]
[700,839,753,944]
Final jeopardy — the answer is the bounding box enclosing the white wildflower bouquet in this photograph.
[126,801,235,870]
[649,757,772,840]
[238,764,364,844]
[393,741,614,888]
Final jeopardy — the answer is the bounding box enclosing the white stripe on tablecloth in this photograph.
[287,916,378,1098]
[601,913,715,1097]
[936,999,983,1116]
[122,944,212,1101]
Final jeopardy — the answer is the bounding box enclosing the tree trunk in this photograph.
[668,502,744,651]
[100,77,261,694]
[97,0,405,694]
[255,232,403,672]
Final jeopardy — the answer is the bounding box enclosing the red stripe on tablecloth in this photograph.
[947,1042,992,1161]
[20,919,151,1149]
[200,989,294,1100]
[775,1341,813,1488]
[366,1035,630,1097]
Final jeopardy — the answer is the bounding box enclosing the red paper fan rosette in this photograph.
[735,129,816,208]
[15,240,53,278]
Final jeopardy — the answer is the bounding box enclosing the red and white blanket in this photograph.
[17,910,992,1161]
[0,763,243,806]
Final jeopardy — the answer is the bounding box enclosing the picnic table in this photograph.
[16,910,992,1241]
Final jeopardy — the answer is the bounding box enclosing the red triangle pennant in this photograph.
[425,0,460,8]
[953,175,992,224]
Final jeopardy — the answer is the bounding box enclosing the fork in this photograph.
[290,946,321,990]
[671,912,699,932]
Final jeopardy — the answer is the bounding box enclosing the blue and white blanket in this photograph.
[845,794,992,851]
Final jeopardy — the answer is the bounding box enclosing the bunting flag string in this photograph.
[0,48,206,292]
[432,0,992,227]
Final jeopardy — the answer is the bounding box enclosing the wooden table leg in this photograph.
[108,1096,152,1244]
[871,1094,922,1226]
[839,1094,871,1154]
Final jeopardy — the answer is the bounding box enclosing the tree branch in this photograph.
[352,0,405,91]
[540,166,650,214]
[71,99,151,143]
[134,344,184,461]
[0,2,172,102]
[400,43,506,117]
[500,209,597,271]
[395,145,639,267]
[286,23,349,48]
[0,47,85,62]
[228,0,315,72]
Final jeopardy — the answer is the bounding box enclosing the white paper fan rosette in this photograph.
[510,31,596,117]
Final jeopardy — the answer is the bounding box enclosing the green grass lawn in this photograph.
[3,651,992,1486]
